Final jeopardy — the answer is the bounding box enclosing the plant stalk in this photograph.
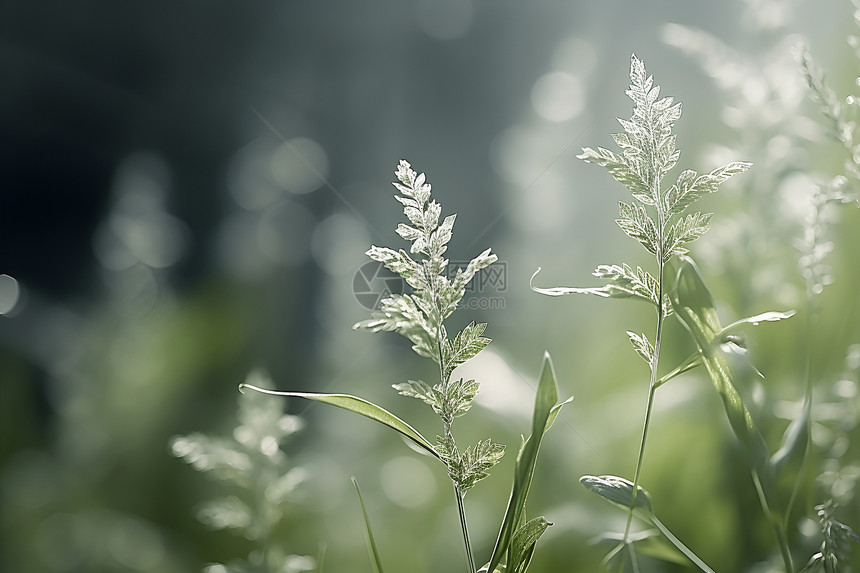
[455,484,477,573]
[752,471,795,573]
[620,231,666,572]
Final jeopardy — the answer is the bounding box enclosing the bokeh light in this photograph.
[270,137,329,196]
[0,274,21,316]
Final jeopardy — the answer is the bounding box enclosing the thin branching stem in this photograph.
[620,201,667,572]
[430,260,475,573]
[455,484,477,573]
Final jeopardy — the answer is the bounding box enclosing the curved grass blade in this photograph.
[670,256,796,572]
[771,389,811,475]
[352,477,385,573]
[669,257,773,489]
[486,352,572,573]
[239,384,439,460]
[530,267,612,297]
[719,310,796,335]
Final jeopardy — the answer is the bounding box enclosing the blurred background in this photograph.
[2,0,859,571]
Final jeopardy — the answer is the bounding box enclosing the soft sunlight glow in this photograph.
[270,137,329,195]
[311,213,370,275]
[531,71,585,122]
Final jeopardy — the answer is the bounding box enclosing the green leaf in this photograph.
[617,201,659,255]
[530,267,614,298]
[621,53,684,184]
[392,379,437,406]
[580,474,653,513]
[770,389,811,476]
[669,256,775,499]
[663,211,712,260]
[238,384,440,460]
[664,169,701,217]
[354,293,437,361]
[582,476,717,573]
[365,246,420,284]
[352,478,386,573]
[444,322,491,378]
[486,352,572,573]
[442,378,481,419]
[452,248,499,292]
[718,310,796,339]
[531,264,672,318]
[626,331,655,364]
[665,162,752,217]
[509,517,552,573]
[578,146,651,202]
[456,438,507,492]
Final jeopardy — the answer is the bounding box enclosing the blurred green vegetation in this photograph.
[1,0,859,572]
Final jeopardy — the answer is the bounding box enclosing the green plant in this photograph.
[531,54,810,572]
[241,160,571,573]
[664,10,860,570]
[170,372,316,573]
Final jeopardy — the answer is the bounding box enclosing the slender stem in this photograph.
[455,484,477,573]
[650,516,716,573]
[752,471,795,573]
[629,543,641,573]
[620,256,666,570]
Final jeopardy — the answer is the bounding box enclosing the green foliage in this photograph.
[354,160,497,377]
[580,475,654,513]
[237,384,439,459]
[580,475,715,573]
[534,55,750,309]
[353,478,386,573]
[533,54,755,571]
[484,353,573,573]
[242,161,570,573]
[438,436,507,494]
[350,160,506,500]
[393,376,480,426]
[800,501,860,573]
[171,371,314,573]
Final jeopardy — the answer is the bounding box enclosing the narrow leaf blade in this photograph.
[239,385,439,459]
[669,257,775,496]
[487,352,570,573]
[352,478,386,573]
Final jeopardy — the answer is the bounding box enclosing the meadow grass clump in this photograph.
[241,160,571,573]
[531,54,812,572]
[174,46,860,573]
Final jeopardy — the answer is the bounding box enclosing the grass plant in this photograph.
[241,160,571,573]
[529,54,838,573]
[176,49,860,573]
